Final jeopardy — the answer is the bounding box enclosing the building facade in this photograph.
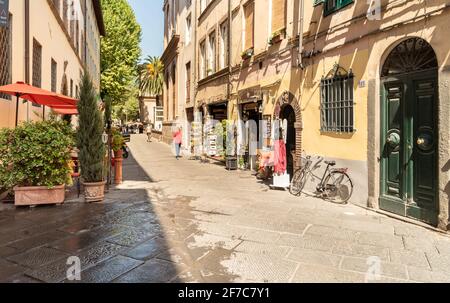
[162,0,450,230]
[0,0,105,128]
[161,0,197,147]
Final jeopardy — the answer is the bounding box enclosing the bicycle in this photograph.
[289,155,354,204]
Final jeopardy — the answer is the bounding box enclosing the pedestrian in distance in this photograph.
[173,126,182,160]
[146,124,152,142]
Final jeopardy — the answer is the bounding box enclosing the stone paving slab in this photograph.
[292,263,365,283]
[65,255,143,283]
[113,259,183,283]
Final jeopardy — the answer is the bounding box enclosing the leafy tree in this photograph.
[101,0,142,104]
[138,56,164,97]
[77,74,105,183]
[112,90,140,123]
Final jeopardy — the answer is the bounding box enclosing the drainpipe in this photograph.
[297,0,304,68]
[227,0,232,116]
[25,0,30,122]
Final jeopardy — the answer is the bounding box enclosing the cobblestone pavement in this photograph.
[1,134,450,283]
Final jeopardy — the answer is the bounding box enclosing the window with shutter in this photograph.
[186,62,191,103]
[324,0,353,16]
[0,15,12,101]
[199,40,206,79]
[244,1,254,51]
[51,59,57,93]
[271,0,286,33]
[32,39,42,107]
[219,21,228,70]
[208,32,216,75]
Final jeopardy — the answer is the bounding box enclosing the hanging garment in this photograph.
[273,139,287,175]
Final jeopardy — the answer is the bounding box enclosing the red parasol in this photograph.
[0,82,78,125]
[52,107,78,115]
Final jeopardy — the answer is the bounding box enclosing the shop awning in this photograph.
[0,82,78,125]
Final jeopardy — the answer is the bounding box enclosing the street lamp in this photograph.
[102,131,108,144]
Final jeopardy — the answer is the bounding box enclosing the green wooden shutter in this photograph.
[324,0,354,16]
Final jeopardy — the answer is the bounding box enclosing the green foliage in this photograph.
[104,97,112,127]
[111,128,124,152]
[101,0,142,104]
[77,74,105,183]
[112,88,140,123]
[138,56,164,96]
[0,120,75,188]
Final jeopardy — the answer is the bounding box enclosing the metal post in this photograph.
[107,119,112,189]
[15,93,19,127]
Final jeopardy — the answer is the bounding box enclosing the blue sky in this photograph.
[128,0,164,61]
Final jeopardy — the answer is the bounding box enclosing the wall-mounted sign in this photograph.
[0,0,9,28]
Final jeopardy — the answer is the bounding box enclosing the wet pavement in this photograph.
[1,134,450,282]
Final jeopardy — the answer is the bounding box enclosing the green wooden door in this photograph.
[380,71,438,225]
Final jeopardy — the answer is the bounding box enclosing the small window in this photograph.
[186,62,191,103]
[51,59,57,93]
[320,64,354,133]
[32,39,42,107]
[199,40,206,79]
[219,21,228,70]
[324,0,353,16]
[207,32,216,75]
[244,1,255,51]
[0,14,12,101]
[271,0,286,33]
[185,14,192,45]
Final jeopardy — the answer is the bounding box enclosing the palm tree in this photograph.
[138,56,164,97]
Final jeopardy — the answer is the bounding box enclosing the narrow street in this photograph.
[1,134,450,283]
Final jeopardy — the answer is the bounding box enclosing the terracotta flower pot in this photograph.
[114,149,123,159]
[82,181,106,203]
[14,185,65,206]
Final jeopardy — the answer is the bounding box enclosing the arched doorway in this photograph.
[281,104,296,178]
[274,91,303,178]
[380,37,439,226]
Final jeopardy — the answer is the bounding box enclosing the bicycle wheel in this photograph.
[289,168,307,196]
[323,171,353,204]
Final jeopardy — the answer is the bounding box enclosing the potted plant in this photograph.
[111,129,125,158]
[241,47,254,60]
[111,128,125,184]
[0,120,75,206]
[268,28,285,46]
[76,73,106,203]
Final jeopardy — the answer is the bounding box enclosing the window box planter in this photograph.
[14,185,65,206]
[241,48,254,60]
[268,28,286,46]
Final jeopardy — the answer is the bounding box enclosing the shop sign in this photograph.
[0,0,9,28]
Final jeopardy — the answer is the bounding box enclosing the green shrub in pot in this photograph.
[0,120,75,189]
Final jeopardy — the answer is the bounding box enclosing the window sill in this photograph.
[198,67,229,86]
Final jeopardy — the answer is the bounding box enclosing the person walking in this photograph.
[146,124,152,142]
[173,127,182,160]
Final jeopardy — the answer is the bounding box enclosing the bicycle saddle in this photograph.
[325,160,336,166]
